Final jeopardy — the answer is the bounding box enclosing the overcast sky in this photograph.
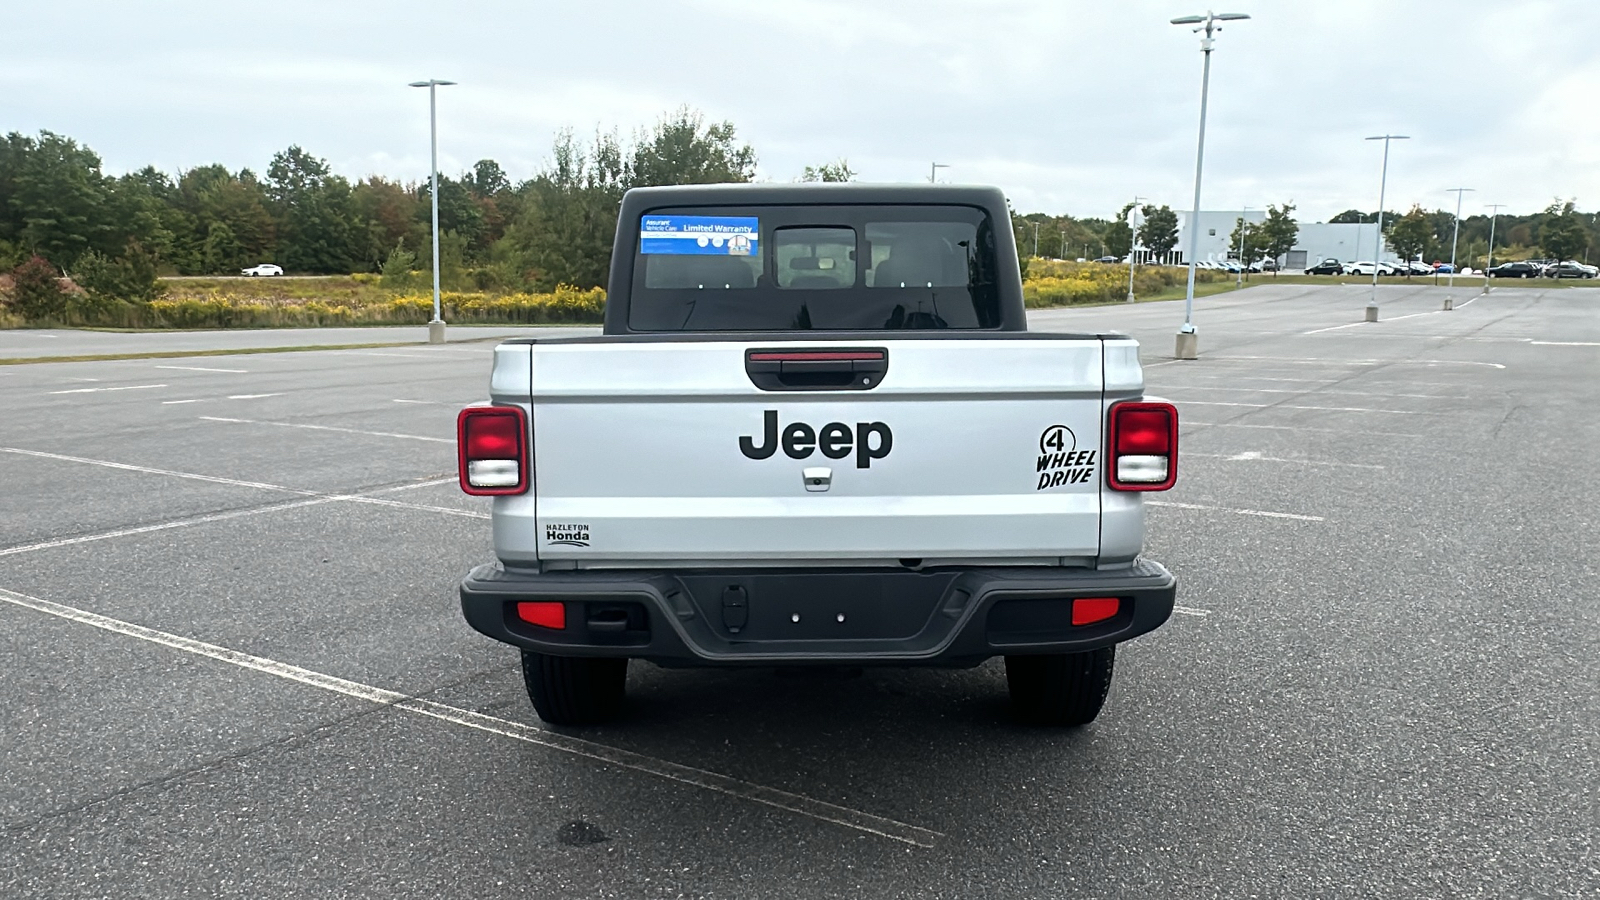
[6,0,1595,221]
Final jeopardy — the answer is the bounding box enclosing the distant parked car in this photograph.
[1346,261,1398,276]
[1433,263,1455,274]
[241,264,283,277]
[1402,261,1435,275]
[1305,259,1345,275]
[1093,256,1120,264]
[1544,261,1597,279]
[1488,261,1542,278]
[1249,258,1279,273]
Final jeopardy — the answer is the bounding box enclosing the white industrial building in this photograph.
[1133,210,1398,270]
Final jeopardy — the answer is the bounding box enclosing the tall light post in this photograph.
[1235,205,1249,288]
[1445,186,1474,293]
[1030,220,1040,258]
[930,162,950,183]
[1483,203,1505,293]
[1126,197,1144,303]
[409,78,456,344]
[1363,134,1408,321]
[1171,10,1250,360]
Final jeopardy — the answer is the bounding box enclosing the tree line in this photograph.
[0,108,762,302]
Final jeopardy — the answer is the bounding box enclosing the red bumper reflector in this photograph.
[1072,597,1121,626]
[515,601,566,630]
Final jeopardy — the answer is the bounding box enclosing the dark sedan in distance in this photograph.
[1543,261,1597,279]
[1304,259,1345,275]
[1488,261,1543,278]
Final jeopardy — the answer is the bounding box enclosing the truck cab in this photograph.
[457,183,1178,726]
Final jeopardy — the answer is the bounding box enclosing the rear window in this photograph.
[628,205,1003,331]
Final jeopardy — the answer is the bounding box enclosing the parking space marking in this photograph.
[0,447,480,520]
[1301,311,1442,335]
[1207,356,1506,369]
[1187,451,1384,470]
[155,365,248,373]
[1530,341,1600,346]
[49,383,167,395]
[227,393,284,400]
[199,416,451,444]
[1177,400,1429,415]
[0,477,460,558]
[0,586,943,848]
[1181,421,1424,438]
[1172,606,1212,618]
[1146,500,1324,522]
[1160,385,1466,400]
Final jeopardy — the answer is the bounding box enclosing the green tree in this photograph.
[629,107,757,187]
[9,254,69,320]
[1137,205,1180,259]
[800,159,855,182]
[1539,200,1590,262]
[266,145,357,273]
[1387,206,1432,274]
[1259,203,1299,275]
[1228,217,1263,267]
[1103,203,1135,260]
[2,131,114,269]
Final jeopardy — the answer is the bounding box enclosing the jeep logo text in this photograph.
[739,410,892,468]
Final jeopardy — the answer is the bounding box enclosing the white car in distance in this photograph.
[240,264,283,277]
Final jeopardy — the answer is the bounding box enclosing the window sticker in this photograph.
[640,215,759,256]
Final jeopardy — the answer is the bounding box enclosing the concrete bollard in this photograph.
[1443,296,1453,311]
[1174,331,1198,360]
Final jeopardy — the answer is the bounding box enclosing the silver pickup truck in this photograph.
[457,183,1178,726]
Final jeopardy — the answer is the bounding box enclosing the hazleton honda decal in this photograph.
[739,410,892,469]
[545,523,591,547]
[1036,425,1097,490]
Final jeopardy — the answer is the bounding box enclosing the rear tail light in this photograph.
[515,601,566,630]
[457,406,529,495]
[1072,597,1122,626]
[1107,401,1177,491]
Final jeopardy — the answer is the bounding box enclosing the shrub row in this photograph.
[2,285,606,329]
[1021,260,1218,308]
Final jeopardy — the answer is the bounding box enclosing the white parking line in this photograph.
[0,477,458,559]
[1187,451,1384,470]
[199,416,451,444]
[49,383,167,395]
[1160,385,1465,400]
[0,587,942,849]
[162,399,210,405]
[1146,500,1324,521]
[1530,341,1600,346]
[227,393,284,400]
[1181,421,1425,438]
[0,447,479,520]
[1177,400,1429,415]
[1208,356,1506,369]
[155,365,249,373]
[1172,606,1212,618]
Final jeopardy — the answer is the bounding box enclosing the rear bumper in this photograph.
[459,560,1176,666]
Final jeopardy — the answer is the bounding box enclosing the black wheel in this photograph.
[521,651,628,725]
[1005,647,1115,726]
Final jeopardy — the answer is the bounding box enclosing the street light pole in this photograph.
[1171,10,1250,360]
[1235,205,1248,288]
[1031,221,1040,258]
[409,78,457,344]
[1126,197,1144,303]
[1483,203,1505,294]
[1363,134,1409,322]
[1445,186,1474,294]
[930,162,950,183]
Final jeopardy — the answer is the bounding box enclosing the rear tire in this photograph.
[521,651,628,725]
[1005,647,1115,726]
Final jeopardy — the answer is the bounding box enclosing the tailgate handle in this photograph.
[745,348,888,391]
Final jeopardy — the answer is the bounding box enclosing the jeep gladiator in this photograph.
[456,183,1178,725]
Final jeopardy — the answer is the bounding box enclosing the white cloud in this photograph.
[3,0,1596,218]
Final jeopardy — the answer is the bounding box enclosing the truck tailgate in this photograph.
[513,338,1114,565]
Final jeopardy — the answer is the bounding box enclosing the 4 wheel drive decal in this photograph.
[1036,425,1096,490]
[740,410,892,468]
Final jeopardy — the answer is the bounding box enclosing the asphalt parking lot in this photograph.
[3,281,1597,898]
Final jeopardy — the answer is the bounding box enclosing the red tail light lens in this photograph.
[515,601,566,630]
[1072,597,1121,626]
[457,406,529,496]
[1107,401,1177,491]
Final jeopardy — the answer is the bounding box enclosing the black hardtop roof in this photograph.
[621,182,1010,212]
